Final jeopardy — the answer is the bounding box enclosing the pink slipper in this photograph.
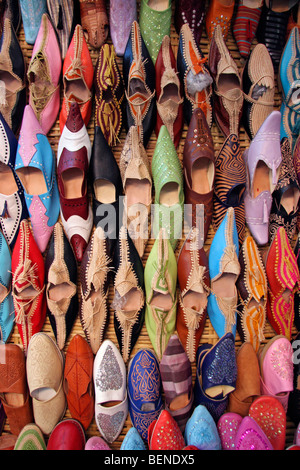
[259,335,294,412]
[234,416,273,450]
[85,436,111,450]
[217,412,243,450]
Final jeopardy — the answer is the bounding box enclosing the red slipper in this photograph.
[248,395,286,450]
[148,410,185,450]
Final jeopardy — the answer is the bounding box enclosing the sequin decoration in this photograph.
[139,0,172,64]
[218,413,243,450]
[248,397,286,450]
[150,412,185,450]
[205,335,237,387]
[235,427,272,450]
[95,344,123,392]
[185,407,221,450]
[96,410,125,443]
[270,340,294,383]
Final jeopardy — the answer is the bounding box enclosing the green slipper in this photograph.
[139,0,172,64]
[14,424,46,450]
[151,125,184,250]
[144,228,177,360]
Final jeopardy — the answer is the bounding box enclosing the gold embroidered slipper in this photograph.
[94,43,125,147]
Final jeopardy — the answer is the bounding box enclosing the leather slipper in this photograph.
[249,395,286,450]
[194,332,237,422]
[227,342,261,417]
[127,348,163,440]
[234,416,273,450]
[259,334,294,412]
[217,411,243,450]
[148,409,185,450]
[93,339,128,443]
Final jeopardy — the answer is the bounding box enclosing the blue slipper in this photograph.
[207,207,240,338]
[121,427,147,450]
[184,405,221,450]
[127,348,163,440]
[19,0,47,45]
[194,333,237,422]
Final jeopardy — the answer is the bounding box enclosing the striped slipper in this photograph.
[212,134,246,248]
[46,0,75,59]
[14,424,46,450]
[233,0,262,59]
[159,334,193,432]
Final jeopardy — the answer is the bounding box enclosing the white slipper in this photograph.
[93,339,128,443]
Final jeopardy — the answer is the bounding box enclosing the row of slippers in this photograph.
[0,331,299,450]
[7,410,300,450]
[4,0,299,51]
[6,0,300,67]
[0,10,280,146]
[1,6,300,258]
[0,180,300,362]
[0,0,299,155]
[1,203,300,380]
[0,1,299,246]
[0,8,299,381]
[0,0,298,149]
[1,91,299,266]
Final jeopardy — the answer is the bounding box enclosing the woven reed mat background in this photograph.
[4,0,298,449]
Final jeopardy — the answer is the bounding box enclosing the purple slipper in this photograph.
[85,436,111,450]
[234,416,273,450]
[110,0,137,56]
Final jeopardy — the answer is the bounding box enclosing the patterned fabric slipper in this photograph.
[212,134,246,247]
[236,235,267,353]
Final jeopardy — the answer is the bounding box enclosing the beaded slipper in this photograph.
[259,335,294,412]
[249,395,286,450]
[93,339,128,443]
